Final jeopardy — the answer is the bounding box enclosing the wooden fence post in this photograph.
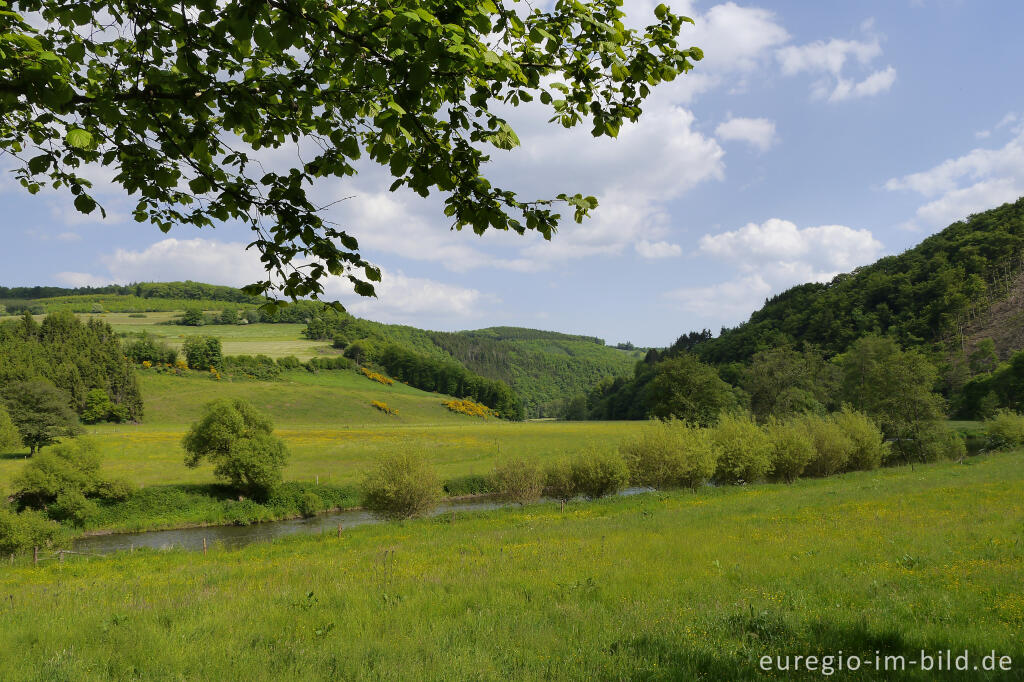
[33,547,38,566]
[203,537,207,554]
[337,523,342,538]
[58,551,64,564]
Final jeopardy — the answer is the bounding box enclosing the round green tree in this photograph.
[2,380,82,455]
[182,399,289,498]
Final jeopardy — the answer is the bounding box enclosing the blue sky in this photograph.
[2,0,1024,346]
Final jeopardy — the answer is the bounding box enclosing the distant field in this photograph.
[0,370,646,491]
[73,312,335,360]
[2,451,1020,680]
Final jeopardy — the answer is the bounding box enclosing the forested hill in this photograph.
[308,316,642,417]
[429,327,641,416]
[689,197,1024,365]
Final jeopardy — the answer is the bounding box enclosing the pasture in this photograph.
[0,369,647,503]
[1,451,1020,680]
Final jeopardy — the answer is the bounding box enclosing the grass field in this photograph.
[0,369,647,506]
[67,311,336,360]
[2,451,1021,680]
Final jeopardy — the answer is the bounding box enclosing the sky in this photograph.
[2,1,1024,347]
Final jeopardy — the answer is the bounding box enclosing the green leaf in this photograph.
[27,154,51,174]
[74,194,96,214]
[253,25,275,51]
[66,129,94,150]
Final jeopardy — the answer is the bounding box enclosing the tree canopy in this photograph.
[2,0,702,302]
[182,398,289,497]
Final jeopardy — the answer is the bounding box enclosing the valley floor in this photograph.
[2,452,1021,680]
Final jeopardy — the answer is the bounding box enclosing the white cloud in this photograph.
[665,274,773,321]
[100,238,268,286]
[635,240,683,259]
[886,127,1024,230]
[777,34,896,102]
[777,38,882,77]
[665,218,884,328]
[828,66,896,102]
[324,269,495,322]
[54,272,112,287]
[699,218,883,277]
[715,116,778,151]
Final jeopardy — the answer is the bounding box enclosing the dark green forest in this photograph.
[0,312,142,422]
[692,197,1024,365]
[586,197,1024,423]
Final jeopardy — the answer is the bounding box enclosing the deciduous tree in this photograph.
[1,0,702,302]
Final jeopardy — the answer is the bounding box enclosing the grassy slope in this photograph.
[73,311,336,360]
[2,453,1021,680]
[0,369,647,495]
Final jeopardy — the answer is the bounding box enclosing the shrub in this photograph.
[96,477,136,501]
[81,388,117,424]
[122,332,177,365]
[360,451,442,520]
[442,398,495,418]
[801,415,854,477]
[360,367,394,385]
[915,422,966,462]
[833,407,887,471]
[304,356,355,371]
[276,355,302,371]
[371,400,398,415]
[542,458,576,501]
[221,354,282,381]
[765,419,814,483]
[570,447,629,499]
[490,457,545,504]
[299,491,323,517]
[0,509,63,555]
[182,335,223,370]
[182,399,290,499]
[983,409,1024,451]
[711,414,773,484]
[621,419,718,489]
[49,489,99,526]
[13,438,104,508]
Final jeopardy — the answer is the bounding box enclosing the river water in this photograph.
[73,497,506,555]
[73,488,654,555]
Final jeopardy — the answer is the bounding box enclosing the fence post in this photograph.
[203,537,207,554]
[59,551,64,564]
[337,523,342,538]
[33,546,38,566]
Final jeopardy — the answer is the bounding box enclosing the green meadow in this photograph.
[0,369,648,532]
[72,312,336,360]
[2,452,1021,680]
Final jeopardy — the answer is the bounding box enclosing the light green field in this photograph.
[2,452,1021,680]
[0,370,646,492]
[73,311,336,360]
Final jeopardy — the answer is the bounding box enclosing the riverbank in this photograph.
[4,451,1021,680]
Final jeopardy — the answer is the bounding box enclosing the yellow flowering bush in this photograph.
[371,400,397,415]
[442,398,495,418]
[360,367,394,385]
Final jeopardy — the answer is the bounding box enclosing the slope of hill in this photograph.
[430,327,642,416]
[1,286,640,418]
[303,314,641,417]
[690,197,1024,365]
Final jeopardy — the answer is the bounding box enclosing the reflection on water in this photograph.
[74,487,655,556]
[73,498,505,555]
